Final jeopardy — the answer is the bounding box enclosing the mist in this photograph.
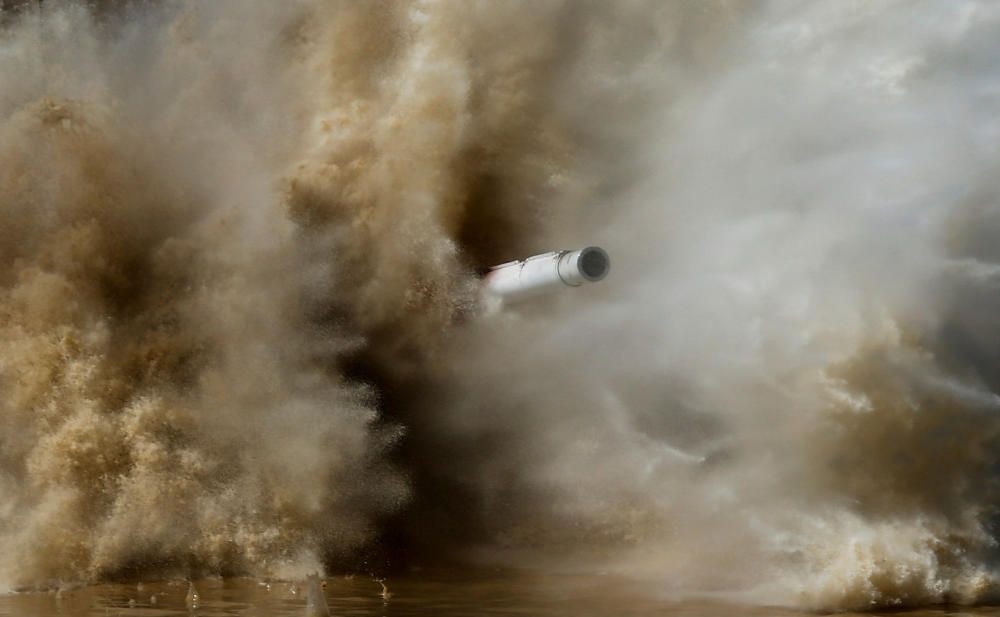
[2,0,1000,610]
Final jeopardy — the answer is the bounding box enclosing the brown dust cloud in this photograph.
[2,0,1000,610]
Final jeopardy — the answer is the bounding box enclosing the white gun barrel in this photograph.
[484,246,610,304]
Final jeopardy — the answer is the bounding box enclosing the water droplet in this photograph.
[185,582,199,610]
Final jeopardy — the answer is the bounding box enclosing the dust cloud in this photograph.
[2,0,1000,610]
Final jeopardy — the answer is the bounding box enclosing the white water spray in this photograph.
[1,1,1000,610]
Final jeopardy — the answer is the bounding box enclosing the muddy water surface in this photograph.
[0,575,996,617]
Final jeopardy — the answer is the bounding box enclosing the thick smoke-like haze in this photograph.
[2,0,1000,610]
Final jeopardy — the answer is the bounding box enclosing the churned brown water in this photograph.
[0,574,971,617]
[6,0,1000,612]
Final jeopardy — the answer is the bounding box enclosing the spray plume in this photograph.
[2,0,1000,610]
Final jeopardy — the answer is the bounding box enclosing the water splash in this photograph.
[304,573,330,617]
[2,0,1000,611]
[185,581,198,610]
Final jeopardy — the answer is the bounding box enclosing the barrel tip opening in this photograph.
[578,246,610,282]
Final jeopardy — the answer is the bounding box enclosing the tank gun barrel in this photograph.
[483,246,610,304]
